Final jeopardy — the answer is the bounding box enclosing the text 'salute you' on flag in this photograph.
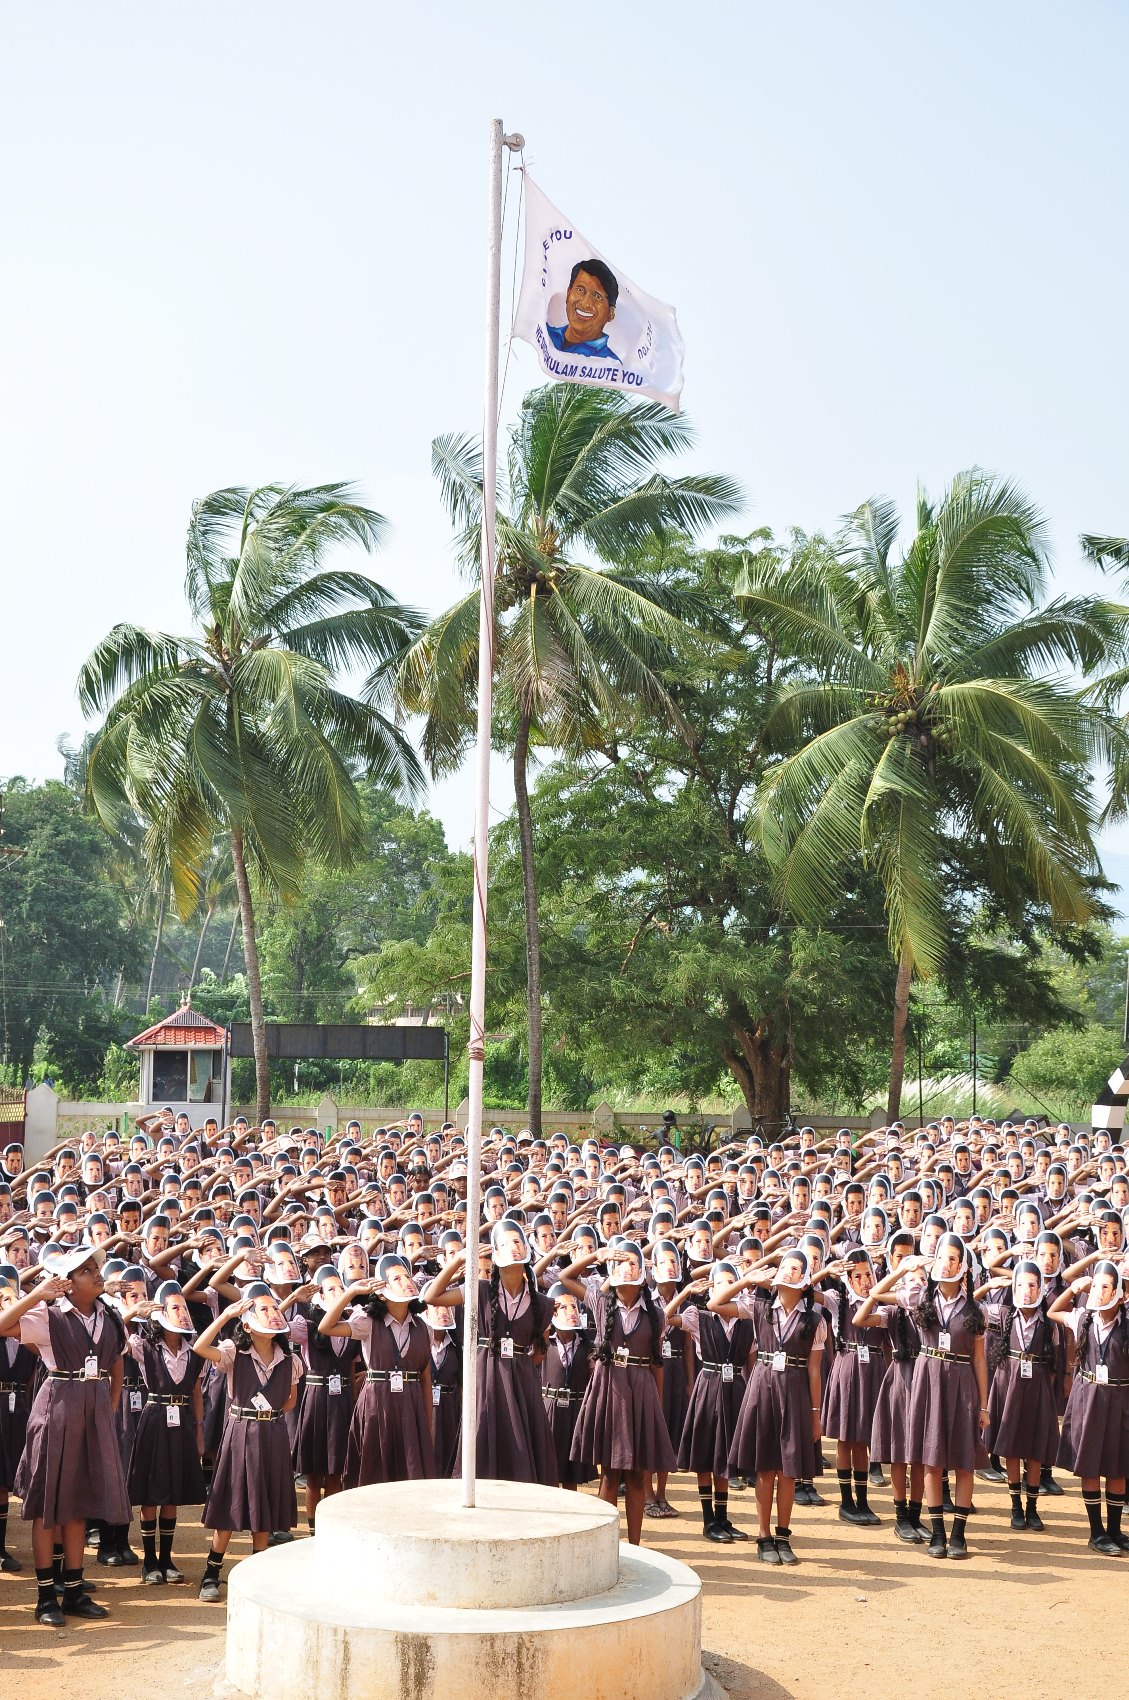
[512,175,685,413]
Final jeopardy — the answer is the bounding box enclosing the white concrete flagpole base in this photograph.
[224,1480,723,1700]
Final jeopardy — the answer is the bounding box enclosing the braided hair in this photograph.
[488,1259,540,1358]
[1076,1300,1129,1369]
[595,1270,664,1366]
[913,1269,985,1336]
[987,1294,1050,1372]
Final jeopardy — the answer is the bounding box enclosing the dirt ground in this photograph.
[0,1473,1117,1699]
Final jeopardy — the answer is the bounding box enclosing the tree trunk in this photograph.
[886,949,913,1122]
[513,707,543,1139]
[144,884,167,1011]
[188,905,214,991]
[231,829,270,1124]
[723,1018,791,1128]
[221,909,240,981]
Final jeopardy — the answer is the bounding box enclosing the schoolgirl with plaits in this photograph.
[423,1217,556,1485]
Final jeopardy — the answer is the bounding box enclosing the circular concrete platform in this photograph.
[313,1477,620,1606]
[225,1480,719,1700]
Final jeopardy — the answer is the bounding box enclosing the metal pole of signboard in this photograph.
[460,117,524,1510]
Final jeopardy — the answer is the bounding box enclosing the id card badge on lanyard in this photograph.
[84,1354,100,1381]
[166,1404,181,1428]
[500,1336,514,1360]
[938,1330,952,1353]
[129,1389,143,1412]
[1020,1358,1033,1379]
[328,1374,343,1396]
[389,1370,404,1394]
[721,1362,734,1383]
[1096,1327,1112,1385]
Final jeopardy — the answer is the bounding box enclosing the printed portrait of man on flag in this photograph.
[513,175,685,411]
[546,260,621,362]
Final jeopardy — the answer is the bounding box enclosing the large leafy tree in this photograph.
[737,472,1117,1117]
[78,483,424,1120]
[397,386,741,1136]
[0,780,138,1085]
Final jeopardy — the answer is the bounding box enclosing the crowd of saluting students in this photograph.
[2,1104,1128,1628]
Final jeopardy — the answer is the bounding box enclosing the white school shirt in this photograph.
[125,1333,193,1383]
[213,1335,302,1394]
[18,1297,105,1372]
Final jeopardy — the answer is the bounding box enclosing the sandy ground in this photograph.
[0,1472,1117,1700]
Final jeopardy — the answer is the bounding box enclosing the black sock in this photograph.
[990,1453,1002,1472]
[774,1525,791,1540]
[1041,1466,1055,1485]
[1009,1484,1023,1516]
[907,1498,923,1525]
[307,1515,316,1534]
[715,1489,729,1524]
[837,1467,854,1509]
[159,1517,176,1569]
[1107,1491,1124,1539]
[951,1505,970,1541]
[36,1565,56,1608]
[929,1504,945,1541]
[853,1470,870,1512]
[61,1566,84,1603]
[204,1548,223,1581]
[116,1523,131,1553]
[894,1497,908,1521]
[1025,1486,1039,1515]
[52,1543,64,1586]
[0,1508,7,1551]
[141,1518,157,1569]
[1084,1490,1104,1538]
[698,1482,713,1526]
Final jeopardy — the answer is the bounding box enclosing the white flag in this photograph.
[512,175,685,413]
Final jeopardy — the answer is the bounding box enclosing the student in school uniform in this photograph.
[561,1239,677,1546]
[193,1282,303,1602]
[284,1264,359,1531]
[426,1303,462,1479]
[124,1280,207,1583]
[821,1247,888,1528]
[904,1233,989,1559]
[665,1260,754,1543]
[423,1219,557,1487]
[853,1232,927,1543]
[540,1283,595,1491]
[710,1248,824,1566]
[3,1246,129,1625]
[980,1259,1061,1533]
[1049,1259,1129,1557]
[317,1252,435,1488]
[647,1236,691,1519]
[0,1265,37,1572]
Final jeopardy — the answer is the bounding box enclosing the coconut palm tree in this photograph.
[79,483,424,1120]
[397,384,742,1136]
[736,471,1116,1118]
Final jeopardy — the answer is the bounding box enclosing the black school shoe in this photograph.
[756,1537,782,1565]
[1025,1506,1046,1533]
[894,1514,925,1544]
[61,1592,110,1619]
[0,1548,22,1572]
[1088,1534,1123,1558]
[704,1519,732,1543]
[1009,1508,1027,1530]
[773,1530,799,1565]
[868,1463,887,1486]
[719,1518,748,1542]
[1040,1472,1064,1497]
[946,1533,969,1559]
[927,1531,948,1559]
[35,1600,65,1627]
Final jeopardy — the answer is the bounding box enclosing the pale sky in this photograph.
[2,1,1128,906]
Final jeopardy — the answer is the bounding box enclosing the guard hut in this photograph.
[127,1001,229,1126]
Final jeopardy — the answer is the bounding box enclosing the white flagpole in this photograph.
[461,116,523,1511]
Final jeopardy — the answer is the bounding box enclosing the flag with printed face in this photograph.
[512,175,685,412]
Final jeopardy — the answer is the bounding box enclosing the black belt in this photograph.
[0,1380,24,1392]
[477,1339,533,1356]
[229,1404,281,1422]
[844,1341,878,1356]
[48,1369,108,1381]
[921,1347,971,1364]
[611,1353,653,1368]
[146,1393,190,1407]
[1080,1370,1129,1386]
[365,1369,422,1384]
[698,1363,738,1375]
[544,1387,583,1404]
[1007,1350,1041,1364]
[757,1355,807,1369]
